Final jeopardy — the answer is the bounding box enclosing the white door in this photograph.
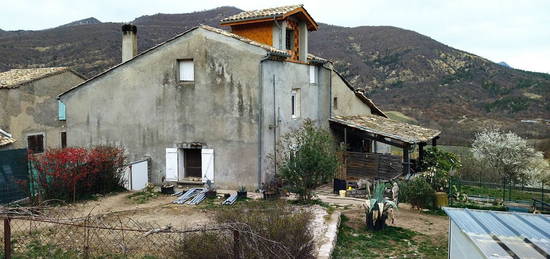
[201,149,214,183]
[165,148,178,181]
[131,160,149,190]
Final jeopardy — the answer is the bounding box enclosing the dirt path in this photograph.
[62,192,213,228]
[339,203,448,237]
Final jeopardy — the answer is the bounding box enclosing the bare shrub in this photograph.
[172,201,315,259]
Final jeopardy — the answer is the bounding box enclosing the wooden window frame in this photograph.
[27,133,45,154]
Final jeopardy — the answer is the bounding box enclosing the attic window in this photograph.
[285,29,294,50]
[333,97,338,110]
[178,59,194,81]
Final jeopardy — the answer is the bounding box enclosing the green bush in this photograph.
[275,120,340,200]
[400,177,436,209]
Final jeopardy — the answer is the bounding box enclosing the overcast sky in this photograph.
[1,0,549,73]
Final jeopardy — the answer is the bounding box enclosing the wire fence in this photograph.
[0,207,243,259]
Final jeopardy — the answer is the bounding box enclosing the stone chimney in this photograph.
[121,24,137,62]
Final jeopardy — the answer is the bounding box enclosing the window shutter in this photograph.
[165,148,178,181]
[179,60,194,81]
[309,65,316,84]
[201,149,214,183]
[58,100,66,120]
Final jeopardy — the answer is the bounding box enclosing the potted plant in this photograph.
[160,176,175,194]
[237,186,247,198]
[205,179,217,198]
[262,177,281,200]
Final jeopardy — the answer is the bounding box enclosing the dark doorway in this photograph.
[184,149,202,178]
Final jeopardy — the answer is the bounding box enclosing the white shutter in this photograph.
[309,65,316,84]
[201,149,214,183]
[179,60,194,81]
[165,148,178,181]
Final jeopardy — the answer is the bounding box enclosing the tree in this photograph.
[274,120,340,201]
[471,128,543,185]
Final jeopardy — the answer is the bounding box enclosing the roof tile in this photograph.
[221,5,303,23]
[0,67,69,89]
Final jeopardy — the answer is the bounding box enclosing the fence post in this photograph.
[4,218,11,259]
[233,230,241,259]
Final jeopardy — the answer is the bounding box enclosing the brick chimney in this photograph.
[121,24,137,62]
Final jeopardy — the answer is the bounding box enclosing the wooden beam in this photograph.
[403,144,411,176]
[418,142,427,166]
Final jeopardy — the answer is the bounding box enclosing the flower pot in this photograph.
[237,191,247,198]
[161,185,174,194]
[435,192,448,208]
[262,191,278,200]
[205,190,217,199]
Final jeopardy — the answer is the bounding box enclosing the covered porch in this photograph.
[329,114,441,181]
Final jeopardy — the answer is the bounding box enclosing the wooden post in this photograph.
[233,230,241,259]
[402,144,410,176]
[432,136,439,147]
[4,218,11,259]
[418,142,426,170]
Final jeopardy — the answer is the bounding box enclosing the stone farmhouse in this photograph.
[58,5,440,189]
[0,67,85,152]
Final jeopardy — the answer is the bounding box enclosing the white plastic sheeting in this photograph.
[444,207,550,259]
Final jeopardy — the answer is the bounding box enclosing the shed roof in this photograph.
[0,67,70,89]
[220,5,318,30]
[0,129,15,147]
[444,207,550,259]
[329,114,440,144]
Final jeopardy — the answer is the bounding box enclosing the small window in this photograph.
[291,89,301,119]
[285,29,294,50]
[309,65,317,84]
[178,60,194,81]
[58,100,66,121]
[27,134,44,154]
[333,97,338,110]
[61,132,67,149]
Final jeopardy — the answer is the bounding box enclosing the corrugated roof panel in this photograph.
[444,208,550,259]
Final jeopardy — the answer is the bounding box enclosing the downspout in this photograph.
[258,55,270,189]
[273,74,277,178]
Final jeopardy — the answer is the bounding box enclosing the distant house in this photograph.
[0,67,86,152]
[59,5,439,189]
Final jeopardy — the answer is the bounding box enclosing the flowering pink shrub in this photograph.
[29,146,126,202]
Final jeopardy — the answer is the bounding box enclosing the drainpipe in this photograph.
[273,74,277,178]
[257,55,270,189]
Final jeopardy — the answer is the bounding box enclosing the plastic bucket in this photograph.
[435,192,448,208]
[339,190,347,198]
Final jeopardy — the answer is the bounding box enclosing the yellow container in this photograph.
[339,190,346,198]
[435,192,448,208]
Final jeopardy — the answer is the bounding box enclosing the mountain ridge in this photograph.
[0,6,548,144]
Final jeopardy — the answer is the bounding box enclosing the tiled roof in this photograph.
[444,207,550,258]
[0,129,15,147]
[0,67,69,89]
[330,114,441,144]
[221,5,303,24]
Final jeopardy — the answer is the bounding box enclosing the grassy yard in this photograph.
[460,184,549,201]
[333,215,447,258]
